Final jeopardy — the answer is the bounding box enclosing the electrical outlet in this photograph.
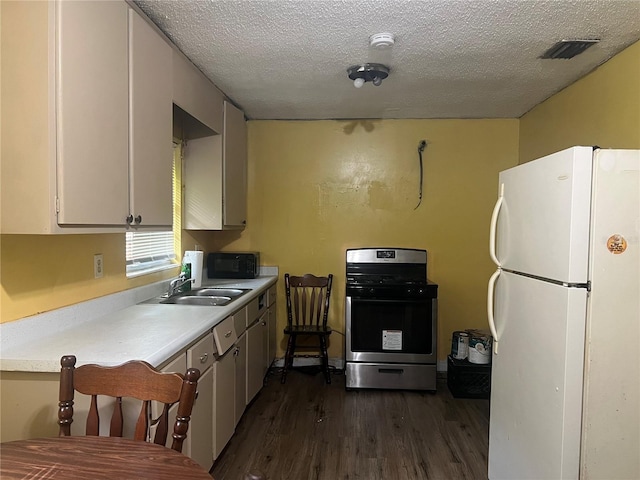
[94,254,104,279]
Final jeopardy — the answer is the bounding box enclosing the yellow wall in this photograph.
[211,119,519,360]
[519,40,640,162]
[0,146,199,323]
[0,234,179,322]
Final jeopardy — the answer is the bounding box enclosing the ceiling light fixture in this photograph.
[369,32,395,49]
[347,63,390,88]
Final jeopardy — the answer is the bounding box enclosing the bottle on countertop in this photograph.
[180,261,192,292]
[182,250,203,288]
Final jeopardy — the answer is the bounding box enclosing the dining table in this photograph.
[0,435,213,479]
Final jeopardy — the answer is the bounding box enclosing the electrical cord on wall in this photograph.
[415,140,428,210]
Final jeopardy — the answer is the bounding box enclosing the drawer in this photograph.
[187,332,215,372]
[153,352,187,418]
[246,297,259,326]
[159,351,187,373]
[345,363,437,391]
[232,306,248,335]
[268,285,277,306]
[247,293,267,325]
[212,316,237,355]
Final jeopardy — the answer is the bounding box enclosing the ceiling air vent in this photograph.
[541,39,600,59]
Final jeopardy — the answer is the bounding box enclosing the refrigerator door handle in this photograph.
[489,183,505,267]
[487,268,500,354]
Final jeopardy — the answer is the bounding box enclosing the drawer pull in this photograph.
[378,368,404,375]
[199,353,208,363]
[224,330,232,338]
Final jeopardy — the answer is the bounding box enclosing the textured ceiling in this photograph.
[134,0,640,120]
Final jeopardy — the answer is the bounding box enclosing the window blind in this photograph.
[126,231,176,275]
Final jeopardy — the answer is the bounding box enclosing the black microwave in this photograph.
[207,252,260,279]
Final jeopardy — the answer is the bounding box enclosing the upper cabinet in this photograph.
[172,50,224,136]
[183,101,248,230]
[55,1,129,226]
[222,102,248,228]
[128,10,174,227]
[0,1,173,233]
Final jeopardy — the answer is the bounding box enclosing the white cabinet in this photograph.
[211,315,238,460]
[222,101,248,228]
[148,285,275,465]
[172,49,223,135]
[155,334,215,471]
[186,333,215,470]
[128,9,173,227]
[246,292,268,404]
[0,1,173,233]
[213,347,236,460]
[246,315,267,404]
[233,332,247,426]
[232,307,248,425]
[153,353,186,449]
[55,0,129,226]
[183,101,247,231]
[267,285,278,369]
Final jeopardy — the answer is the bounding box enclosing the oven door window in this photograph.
[350,298,433,354]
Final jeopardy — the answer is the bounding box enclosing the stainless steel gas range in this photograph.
[345,248,438,391]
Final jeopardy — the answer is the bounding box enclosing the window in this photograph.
[125,230,176,276]
[125,144,181,277]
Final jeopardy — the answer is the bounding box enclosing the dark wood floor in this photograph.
[211,368,490,480]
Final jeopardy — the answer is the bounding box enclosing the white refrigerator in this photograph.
[486,146,639,480]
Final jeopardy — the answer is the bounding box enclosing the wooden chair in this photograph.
[282,273,333,384]
[58,355,200,453]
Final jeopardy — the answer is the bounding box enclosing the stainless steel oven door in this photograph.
[345,296,437,364]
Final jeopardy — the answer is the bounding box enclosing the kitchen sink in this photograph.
[183,288,248,298]
[144,287,251,307]
[161,295,232,306]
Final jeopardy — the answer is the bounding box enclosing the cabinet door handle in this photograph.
[224,330,232,338]
[234,347,240,356]
[134,215,142,225]
[126,214,133,224]
[199,353,208,363]
[261,321,266,326]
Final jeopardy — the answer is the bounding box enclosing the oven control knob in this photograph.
[407,287,414,295]
[369,288,375,294]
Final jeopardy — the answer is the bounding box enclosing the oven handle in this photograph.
[345,296,432,303]
[489,183,504,267]
[487,268,500,355]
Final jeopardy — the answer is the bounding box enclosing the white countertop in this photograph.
[0,274,277,373]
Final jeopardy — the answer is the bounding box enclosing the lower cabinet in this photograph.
[154,353,184,449]
[187,333,215,471]
[213,346,236,460]
[155,283,276,465]
[246,315,266,404]
[267,286,277,371]
[155,341,214,471]
[234,332,247,426]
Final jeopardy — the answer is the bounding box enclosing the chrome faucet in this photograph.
[167,272,192,297]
